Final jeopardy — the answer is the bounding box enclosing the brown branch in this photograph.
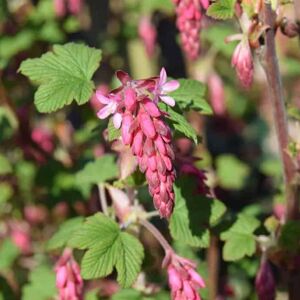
[260,3,298,221]
[207,234,219,300]
[260,3,300,299]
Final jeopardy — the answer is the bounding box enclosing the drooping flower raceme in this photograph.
[95,68,179,218]
[138,16,157,58]
[54,0,83,17]
[231,38,254,88]
[165,252,205,300]
[55,248,83,300]
[172,0,209,60]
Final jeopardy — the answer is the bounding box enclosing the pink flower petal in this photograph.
[162,80,180,92]
[97,106,111,119]
[160,95,176,107]
[113,113,122,129]
[96,91,110,104]
[116,70,131,84]
[159,67,167,85]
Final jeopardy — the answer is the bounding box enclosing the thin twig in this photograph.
[98,183,109,216]
[138,218,173,253]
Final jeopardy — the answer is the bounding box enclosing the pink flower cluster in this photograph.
[55,249,83,300]
[138,16,157,58]
[166,253,205,300]
[54,0,83,17]
[96,68,179,218]
[231,39,254,88]
[172,0,209,60]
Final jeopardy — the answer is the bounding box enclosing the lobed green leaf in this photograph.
[19,43,102,113]
[206,0,237,20]
[70,213,144,287]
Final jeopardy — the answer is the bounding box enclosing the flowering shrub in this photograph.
[1,0,300,300]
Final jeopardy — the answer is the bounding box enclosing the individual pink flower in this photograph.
[207,73,226,116]
[24,205,48,225]
[10,221,31,254]
[231,38,254,88]
[55,248,83,300]
[255,256,275,300]
[155,68,180,107]
[68,0,82,15]
[95,69,179,218]
[54,0,66,17]
[31,127,54,154]
[138,16,157,58]
[172,0,208,60]
[164,252,205,300]
[90,84,109,113]
[96,92,122,129]
[273,203,285,222]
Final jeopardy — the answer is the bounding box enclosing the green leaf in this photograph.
[70,213,144,287]
[0,183,13,204]
[108,118,121,142]
[0,239,20,271]
[216,155,250,190]
[169,79,212,114]
[160,104,198,144]
[22,265,56,300]
[206,0,236,20]
[169,177,226,248]
[47,217,84,250]
[222,233,256,261]
[112,289,141,300]
[19,43,102,113]
[76,154,118,185]
[221,214,260,261]
[116,233,144,287]
[140,0,173,14]
[279,221,300,252]
[260,158,282,178]
[0,154,12,175]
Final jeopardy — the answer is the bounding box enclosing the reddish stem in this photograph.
[260,3,298,221]
[260,4,300,299]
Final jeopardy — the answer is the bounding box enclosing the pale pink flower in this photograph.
[107,186,132,223]
[10,221,31,254]
[24,205,48,225]
[90,84,109,112]
[55,249,83,300]
[96,91,122,129]
[255,256,275,300]
[155,68,180,107]
[231,39,254,88]
[31,127,54,154]
[68,0,82,15]
[207,73,226,116]
[138,16,157,57]
[54,0,66,17]
[273,203,285,221]
[165,252,205,300]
